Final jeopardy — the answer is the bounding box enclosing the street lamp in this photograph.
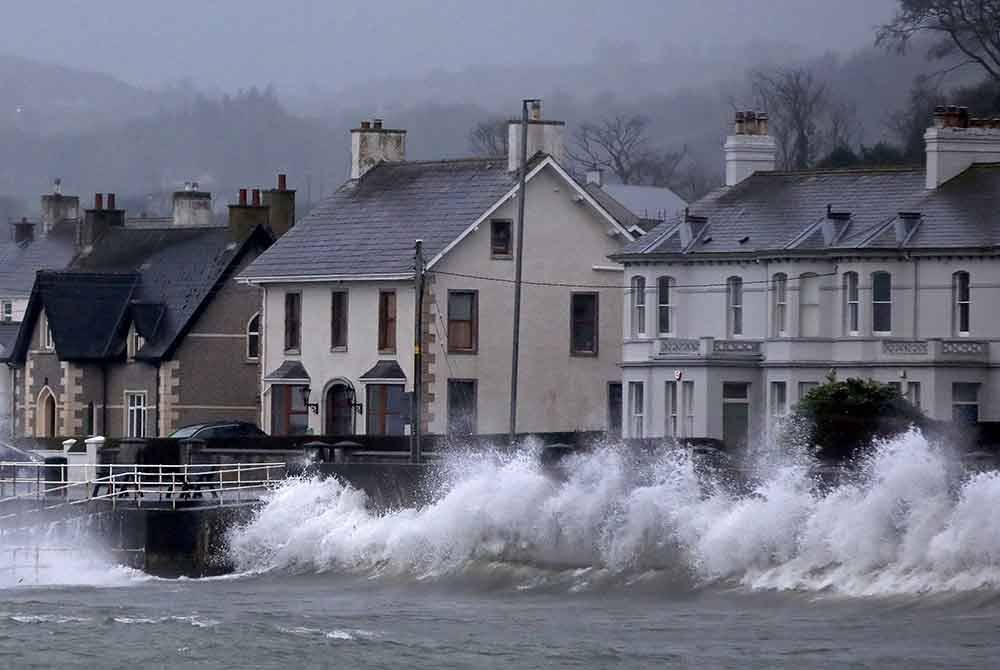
[299,386,320,415]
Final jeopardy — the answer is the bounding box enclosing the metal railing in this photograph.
[0,462,287,518]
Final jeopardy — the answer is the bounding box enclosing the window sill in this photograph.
[447,349,478,356]
[330,346,348,353]
[491,254,513,261]
[570,350,599,358]
[245,358,260,364]
[873,332,892,337]
[957,331,971,338]
[378,350,397,356]
[283,349,301,356]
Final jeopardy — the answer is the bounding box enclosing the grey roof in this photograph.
[360,359,406,380]
[0,322,22,361]
[264,360,310,382]
[620,166,930,257]
[0,225,78,297]
[242,158,518,280]
[600,184,686,221]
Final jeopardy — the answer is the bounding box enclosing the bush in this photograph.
[793,377,925,461]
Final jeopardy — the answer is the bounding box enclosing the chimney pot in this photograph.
[251,189,261,207]
[94,193,103,210]
[373,118,383,129]
[360,120,371,130]
[239,188,248,206]
[107,193,116,210]
[529,100,542,121]
[277,173,287,191]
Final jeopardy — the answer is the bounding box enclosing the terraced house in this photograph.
[613,107,1000,448]
[10,180,295,438]
[240,103,669,437]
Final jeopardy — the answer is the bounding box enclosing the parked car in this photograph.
[168,421,267,440]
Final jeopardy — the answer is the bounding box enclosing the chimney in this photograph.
[586,169,603,186]
[12,217,35,244]
[724,110,777,186]
[924,104,1000,188]
[263,172,296,238]
[39,181,80,236]
[507,100,566,172]
[228,186,270,239]
[79,192,125,249]
[172,185,214,227]
[350,119,406,179]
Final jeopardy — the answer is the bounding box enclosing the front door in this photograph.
[325,383,355,436]
[607,383,623,438]
[722,382,750,450]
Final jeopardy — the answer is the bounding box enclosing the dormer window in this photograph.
[490,219,513,258]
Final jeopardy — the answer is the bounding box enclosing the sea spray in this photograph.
[226,429,1000,595]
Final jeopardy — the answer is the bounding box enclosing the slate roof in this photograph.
[12,224,272,363]
[585,183,686,233]
[240,158,519,280]
[360,359,406,380]
[264,360,310,383]
[0,322,23,362]
[0,224,78,297]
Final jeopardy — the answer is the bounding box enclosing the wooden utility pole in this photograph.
[411,239,425,463]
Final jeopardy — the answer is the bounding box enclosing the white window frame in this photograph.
[1,301,11,322]
[682,380,695,437]
[953,271,971,337]
[871,271,892,336]
[246,312,261,361]
[125,391,148,438]
[630,276,646,338]
[770,381,787,418]
[772,273,787,337]
[665,380,678,437]
[798,272,820,337]
[127,326,144,359]
[906,381,921,410]
[844,271,860,335]
[952,382,980,424]
[727,276,743,337]
[628,381,644,438]
[657,276,674,336]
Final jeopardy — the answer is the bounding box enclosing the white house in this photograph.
[240,103,641,437]
[611,107,1000,447]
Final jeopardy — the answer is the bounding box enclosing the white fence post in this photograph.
[84,436,104,485]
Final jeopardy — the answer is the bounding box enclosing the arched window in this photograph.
[727,276,743,336]
[843,271,859,335]
[772,273,787,336]
[246,313,261,361]
[871,271,892,334]
[35,387,57,438]
[657,276,674,335]
[630,276,646,337]
[799,272,820,337]
[953,271,971,336]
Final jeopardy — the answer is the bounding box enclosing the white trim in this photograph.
[592,264,624,272]
[124,390,148,438]
[264,377,310,385]
[239,273,413,285]
[188,333,246,339]
[360,377,407,384]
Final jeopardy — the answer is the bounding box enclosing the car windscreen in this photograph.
[169,425,205,439]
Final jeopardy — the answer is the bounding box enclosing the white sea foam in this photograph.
[227,430,1000,597]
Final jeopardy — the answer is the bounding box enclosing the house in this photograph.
[582,170,686,236]
[9,179,295,438]
[611,107,1000,448]
[239,103,639,437]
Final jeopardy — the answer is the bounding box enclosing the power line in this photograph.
[425,269,842,291]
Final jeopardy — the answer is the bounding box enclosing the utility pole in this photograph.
[509,98,538,444]
[412,239,425,464]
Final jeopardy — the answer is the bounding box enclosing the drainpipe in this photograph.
[912,256,919,339]
[155,363,161,437]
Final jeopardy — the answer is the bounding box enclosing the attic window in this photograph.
[491,219,513,258]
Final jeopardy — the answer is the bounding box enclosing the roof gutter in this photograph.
[238,272,415,285]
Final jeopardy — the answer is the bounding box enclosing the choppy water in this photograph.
[3,430,1000,668]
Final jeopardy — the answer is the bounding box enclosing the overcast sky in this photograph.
[5,0,897,93]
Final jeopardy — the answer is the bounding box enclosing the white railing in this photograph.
[0,462,287,517]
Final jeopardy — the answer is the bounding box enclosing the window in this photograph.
[657,276,674,335]
[952,382,980,425]
[571,293,599,355]
[607,383,623,438]
[447,379,477,436]
[40,313,54,350]
[772,273,787,336]
[844,272,860,335]
[127,326,144,359]
[953,271,970,336]
[727,276,743,336]
[378,291,397,353]
[770,381,787,417]
[284,292,301,352]
[447,291,478,353]
[490,219,512,257]
[331,291,348,350]
[871,271,892,334]
[125,392,147,438]
[366,384,405,435]
[628,381,644,438]
[906,381,921,410]
[799,381,819,400]
[84,401,96,436]
[271,385,309,435]
[683,380,695,436]
[799,273,820,337]
[246,313,260,360]
[630,276,646,337]
[665,381,678,437]
[722,382,750,450]
[1,301,11,322]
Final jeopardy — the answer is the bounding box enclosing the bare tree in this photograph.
[468,119,508,157]
[752,67,829,170]
[826,100,862,151]
[877,1,1000,82]
[569,114,686,186]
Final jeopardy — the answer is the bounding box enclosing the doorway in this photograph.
[722,382,749,450]
[325,382,355,436]
[607,383,623,438]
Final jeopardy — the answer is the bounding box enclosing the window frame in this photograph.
[843,271,860,335]
[446,378,478,436]
[630,276,646,338]
[657,276,674,336]
[378,290,397,354]
[447,290,478,354]
[727,276,743,337]
[871,271,892,335]
[953,271,971,336]
[331,290,349,351]
[682,380,695,436]
[284,291,302,353]
[366,383,406,436]
[798,272,820,337]
[125,391,148,438]
[246,312,261,361]
[490,219,513,259]
[271,384,310,436]
[570,292,599,356]
[1,301,11,322]
[772,273,787,337]
[906,381,921,410]
[628,381,644,438]
[952,382,980,425]
[127,326,144,360]
[665,380,678,437]
[770,381,787,418]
